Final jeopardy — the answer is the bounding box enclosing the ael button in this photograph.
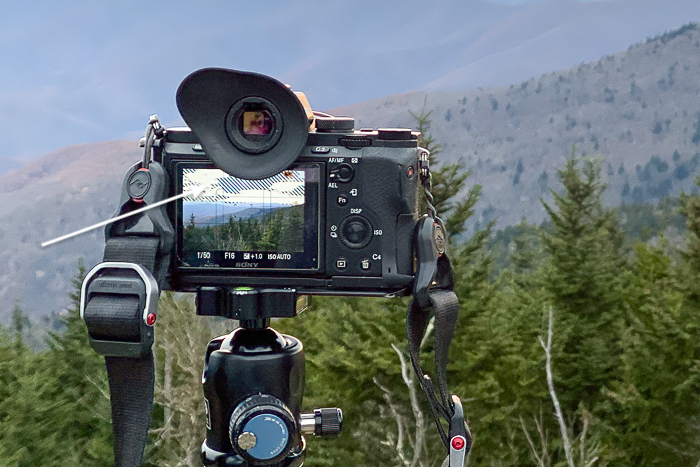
[329,163,355,183]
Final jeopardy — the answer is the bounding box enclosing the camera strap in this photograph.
[81,119,173,467]
[409,213,471,466]
[81,235,165,467]
[407,288,471,467]
[101,238,162,467]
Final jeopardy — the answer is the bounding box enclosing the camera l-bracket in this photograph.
[196,287,308,325]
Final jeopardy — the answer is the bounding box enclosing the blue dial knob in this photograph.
[229,394,296,464]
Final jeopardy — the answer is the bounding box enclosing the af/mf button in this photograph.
[338,215,373,249]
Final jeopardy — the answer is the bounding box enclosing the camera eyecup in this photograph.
[176,68,309,180]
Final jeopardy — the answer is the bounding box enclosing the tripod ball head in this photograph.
[201,327,305,466]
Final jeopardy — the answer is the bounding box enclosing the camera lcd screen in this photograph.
[178,163,320,270]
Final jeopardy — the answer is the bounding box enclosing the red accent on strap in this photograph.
[451,436,466,450]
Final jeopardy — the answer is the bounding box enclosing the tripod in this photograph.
[197,287,342,466]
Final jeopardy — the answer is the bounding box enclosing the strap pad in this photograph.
[81,262,159,358]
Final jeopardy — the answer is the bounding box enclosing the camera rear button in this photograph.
[329,163,355,183]
[359,259,371,271]
[336,194,348,206]
[335,257,348,271]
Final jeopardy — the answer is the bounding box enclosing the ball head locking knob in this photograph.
[300,408,343,437]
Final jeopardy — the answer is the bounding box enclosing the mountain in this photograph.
[0,141,140,320]
[330,23,700,234]
[4,0,700,168]
[2,23,700,321]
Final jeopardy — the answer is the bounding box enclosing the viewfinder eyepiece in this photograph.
[176,68,309,179]
[225,97,282,155]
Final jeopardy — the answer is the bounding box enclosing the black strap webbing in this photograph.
[407,288,459,447]
[105,354,155,467]
[99,236,161,467]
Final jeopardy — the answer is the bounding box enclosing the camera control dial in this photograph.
[338,215,373,249]
[315,116,354,132]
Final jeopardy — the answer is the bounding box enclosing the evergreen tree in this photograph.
[10,299,27,351]
[679,178,700,303]
[607,241,700,465]
[411,97,484,238]
[539,153,628,445]
[0,261,113,466]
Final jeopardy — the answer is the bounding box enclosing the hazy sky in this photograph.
[0,0,696,165]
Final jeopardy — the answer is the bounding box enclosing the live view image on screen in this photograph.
[182,167,305,254]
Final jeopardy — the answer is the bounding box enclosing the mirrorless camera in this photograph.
[84,68,468,467]
[156,68,422,297]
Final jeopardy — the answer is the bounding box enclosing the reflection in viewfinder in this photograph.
[242,110,273,136]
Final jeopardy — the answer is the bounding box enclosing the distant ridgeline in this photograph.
[339,22,700,234]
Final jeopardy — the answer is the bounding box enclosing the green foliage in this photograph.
[7,131,700,467]
[276,296,419,466]
[184,205,304,253]
[607,241,700,464]
[10,299,28,350]
[618,197,685,242]
[540,155,627,416]
[411,97,483,238]
[0,261,113,466]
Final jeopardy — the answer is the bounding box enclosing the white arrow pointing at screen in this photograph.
[41,185,207,248]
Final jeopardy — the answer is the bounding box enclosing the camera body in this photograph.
[84,68,464,467]
[160,105,421,297]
